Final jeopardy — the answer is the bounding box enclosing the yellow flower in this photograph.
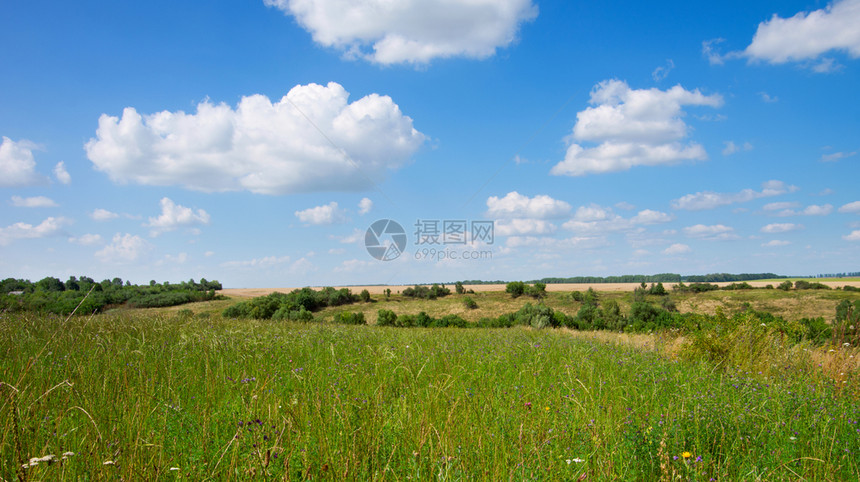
[682,452,692,459]
[545,406,550,411]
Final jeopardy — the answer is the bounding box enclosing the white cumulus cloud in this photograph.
[722,141,753,156]
[358,197,373,215]
[672,180,796,211]
[53,161,71,184]
[95,233,151,263]
[495,219,557,236]
[662,243,691,255]
[11,196,58,208]
[563,205,672,235]
[220,255,291,269]
[91,208,119,221]
[68,233,103,246]
[86,82,426,195]
[0,216,70,246]
[844,230,860,241]
[145,197,211,236]
[743,0,860,70]
[761,223,804,233]
[683,224,739,240]
[550,80,723,176]
[762,240,791,247]
[839,201,860,213]
[265,0,538,65]
[486,192,571,219]
[295,201,347,225]
[0,137,43,187]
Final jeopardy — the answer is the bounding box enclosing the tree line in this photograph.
[0,276,223,315]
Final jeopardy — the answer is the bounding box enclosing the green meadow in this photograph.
[2,288,859,480]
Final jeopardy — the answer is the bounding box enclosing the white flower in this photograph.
[103,460,116,466]
[170,467,180,471]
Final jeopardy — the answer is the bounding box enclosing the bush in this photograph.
[455,282,465,295]
[360,289,371,302]
[505,281,525,298]
[794,280,830,290]
[463,296,478,309]
[778,280,793,291]
[377,309,397,327]
[570,291,583,302]
[333,311,366,325]
[525,282,547,298]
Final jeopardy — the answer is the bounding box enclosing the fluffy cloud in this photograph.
[761,223,804,233]
[683,224,739,240]
[358,197,373,215]
[68,233,103,246]
[768,203,834,217]
[295,201,347,225]
[838,201,860,213]
[11,196,58,208]
[495,219,557,236]
[844,230,860,241]
[0,137,43,187]
[220,255,291,269]
[91,208,119,221]
[662,243,691,255]
[672,180,796,210]
[53,161,71,184]
[563,205,673,234]
[743,0,860,69]
[486,192,571,219]
[722,141,753,156]
[86,82,426,195]
[145,197,211,236]
[820,151,856,162]
[762,240,791,247]
[0,216,70,246]
[265,0,538,65]
[95,233,151,263]
[550,80,723,176]
[763,201,799,211]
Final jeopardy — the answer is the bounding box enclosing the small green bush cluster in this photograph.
[222,287,358,320]
[332,311,367,325]
[505,281,546,298]
[401,284,451,299]
[462,296,478,309]
[376,309,467,328]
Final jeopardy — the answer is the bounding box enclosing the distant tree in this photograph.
[360,289,371,302]
[36,277,65,292]
[506,281,526,298]
[384,288,391,299]
[64,276,80,291]
[455,281,466,295]
[778,280,793,291]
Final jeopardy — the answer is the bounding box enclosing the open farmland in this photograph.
[2,285,860,480]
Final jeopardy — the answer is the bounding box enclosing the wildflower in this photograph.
[103,460,116,466]
[169,467,179,471]
[545,406,550,411]
[525,402,532,410]
[566,458,584,464]
[682,452,692,459]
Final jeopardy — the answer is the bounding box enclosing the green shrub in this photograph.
[333,311,366,325]
[505,281,525,298]
[377,309,397,326]
[359,289,371,302]
[463,296,478,309]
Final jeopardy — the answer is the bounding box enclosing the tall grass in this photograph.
[1,311,858,480]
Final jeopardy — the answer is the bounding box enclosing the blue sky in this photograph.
[1,0,859,288]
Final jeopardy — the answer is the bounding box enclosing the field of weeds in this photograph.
[1,304,859,480]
